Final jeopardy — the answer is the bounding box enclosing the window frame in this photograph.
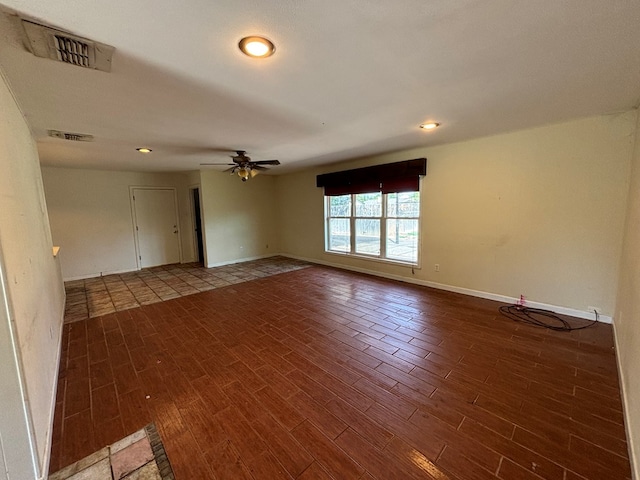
[324,189,421,267]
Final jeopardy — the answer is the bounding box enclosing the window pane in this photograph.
[386,219,418,262]
[328,218,350,252]
[355,219,380,255]
[355,192,382,217]
[387,191,420,217]
[329,195,351,217]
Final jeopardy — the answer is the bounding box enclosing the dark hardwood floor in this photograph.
[50,265,631,479]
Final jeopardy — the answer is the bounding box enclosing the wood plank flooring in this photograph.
[50,265,631,479]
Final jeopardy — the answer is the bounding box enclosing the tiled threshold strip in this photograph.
[63,256,310,323]
[49,423,174,480]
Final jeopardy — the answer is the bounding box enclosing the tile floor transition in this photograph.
[49,423,174,480]
[63,256,310,322]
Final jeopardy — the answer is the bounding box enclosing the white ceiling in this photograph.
[0,0,639,174]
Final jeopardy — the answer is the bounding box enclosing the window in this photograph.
[318,158,426,265]
[327,195,351,252]
[386,191,420,263]
[326,190,420,264]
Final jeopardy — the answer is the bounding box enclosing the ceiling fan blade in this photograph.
[199,162,237,166]
[252,165,269,171]
[252,160,280,165]
[223,166,236,172]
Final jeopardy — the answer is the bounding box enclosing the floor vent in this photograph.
[48,130,94,142]
[20,19,114,72]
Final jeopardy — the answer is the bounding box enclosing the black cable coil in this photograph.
[498,305,598,332]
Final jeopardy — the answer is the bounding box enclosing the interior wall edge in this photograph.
[0,249,37,479]
[612,107,640,480]
[613,319,639,479]
[281,253,613,324]
[0,67,66,479]
[38,296,65,480]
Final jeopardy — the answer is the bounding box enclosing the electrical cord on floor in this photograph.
[498,304,599,331]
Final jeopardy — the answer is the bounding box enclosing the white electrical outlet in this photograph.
[588,305,602,315]
[434,264,440,272]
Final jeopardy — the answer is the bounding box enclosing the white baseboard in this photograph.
[63,267,139,282]
[282,254,611,324]
[64,254,283,281]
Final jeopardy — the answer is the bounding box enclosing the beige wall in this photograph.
[278,112,635,318]
[199,170,279,266]
[42,165,280,275]
[615,111,640,478]
[187,170,201,186]
[0,71,65,479]
[41,168,196,280]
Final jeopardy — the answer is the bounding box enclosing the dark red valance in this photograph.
[324,182,380,196]
[381,176,420,194]
[317,158,426,196]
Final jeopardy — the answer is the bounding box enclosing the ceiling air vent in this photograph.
[48,130,94,142]
[20,19,114,72]
[54,35,91,68]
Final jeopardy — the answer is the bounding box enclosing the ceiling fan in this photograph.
[200,150,280,181]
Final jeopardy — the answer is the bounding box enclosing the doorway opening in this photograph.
[191,187,205,265]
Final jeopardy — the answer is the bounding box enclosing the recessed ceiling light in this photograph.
[420,123,440,130]
[136,147,152,153]
[239,36,275,58]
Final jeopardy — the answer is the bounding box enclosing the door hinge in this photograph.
[139,255,141,260]
[136,225,138,231]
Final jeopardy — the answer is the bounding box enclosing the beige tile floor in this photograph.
[63,256,310,323]
[49,424,173,480]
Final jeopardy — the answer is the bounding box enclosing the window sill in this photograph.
[324,250,421,269]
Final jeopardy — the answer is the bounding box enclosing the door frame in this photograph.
[129,186,183,270]
[188,184,206,265]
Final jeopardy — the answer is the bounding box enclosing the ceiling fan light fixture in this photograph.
[239,36,275,58]
[419,122,440,130]
[237,167,251,181]
[200,151,279,180]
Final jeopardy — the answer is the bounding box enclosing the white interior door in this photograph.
[132,188,181,268]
